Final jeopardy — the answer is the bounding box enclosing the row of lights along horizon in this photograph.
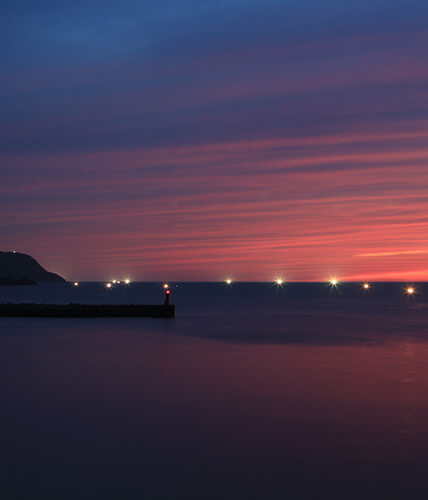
[73,279,416,295]
[73,280,172,290]
[228,278,416,295]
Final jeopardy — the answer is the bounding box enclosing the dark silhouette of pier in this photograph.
[0,303,175,318]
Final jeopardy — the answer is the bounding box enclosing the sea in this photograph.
[1,282,428,499]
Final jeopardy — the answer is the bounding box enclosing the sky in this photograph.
[1,0,428,281]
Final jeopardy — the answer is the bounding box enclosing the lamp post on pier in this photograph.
[164,288,171,305]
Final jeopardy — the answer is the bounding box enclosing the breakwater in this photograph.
[0,303,175,318]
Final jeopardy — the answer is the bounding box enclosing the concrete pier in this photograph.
[0,303,175,318]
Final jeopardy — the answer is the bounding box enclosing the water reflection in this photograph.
[1,283,428,497]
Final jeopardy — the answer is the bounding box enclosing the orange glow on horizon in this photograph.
[6,127,428,281]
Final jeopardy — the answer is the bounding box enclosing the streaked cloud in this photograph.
[1,0,427,279]
[357,250,428,258]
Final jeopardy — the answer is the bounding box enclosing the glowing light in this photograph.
[112,280,117,284]
[106,282,112,288]
[124,279,131,285]
[117,281,121,284]
[275,278,284,286]
[363,282,370,290]
[163,283,169,289]
[406,287,415,295]
[73,282,79,287]
[225,278,233,285]
[329,278,339,286]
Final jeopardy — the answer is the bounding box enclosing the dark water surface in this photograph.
[1,282,428,498]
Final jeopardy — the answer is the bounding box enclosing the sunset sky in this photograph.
[1,0,428,281]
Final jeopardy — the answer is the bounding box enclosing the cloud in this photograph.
[2,0,428,279]
[2,125,428,279]
[356,250,428,258]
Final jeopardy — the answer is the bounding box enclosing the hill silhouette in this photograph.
[0,252,65,283]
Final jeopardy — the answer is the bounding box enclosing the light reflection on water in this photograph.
[0,282,428,498]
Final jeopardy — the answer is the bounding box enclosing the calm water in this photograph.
[1,282,428,499]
